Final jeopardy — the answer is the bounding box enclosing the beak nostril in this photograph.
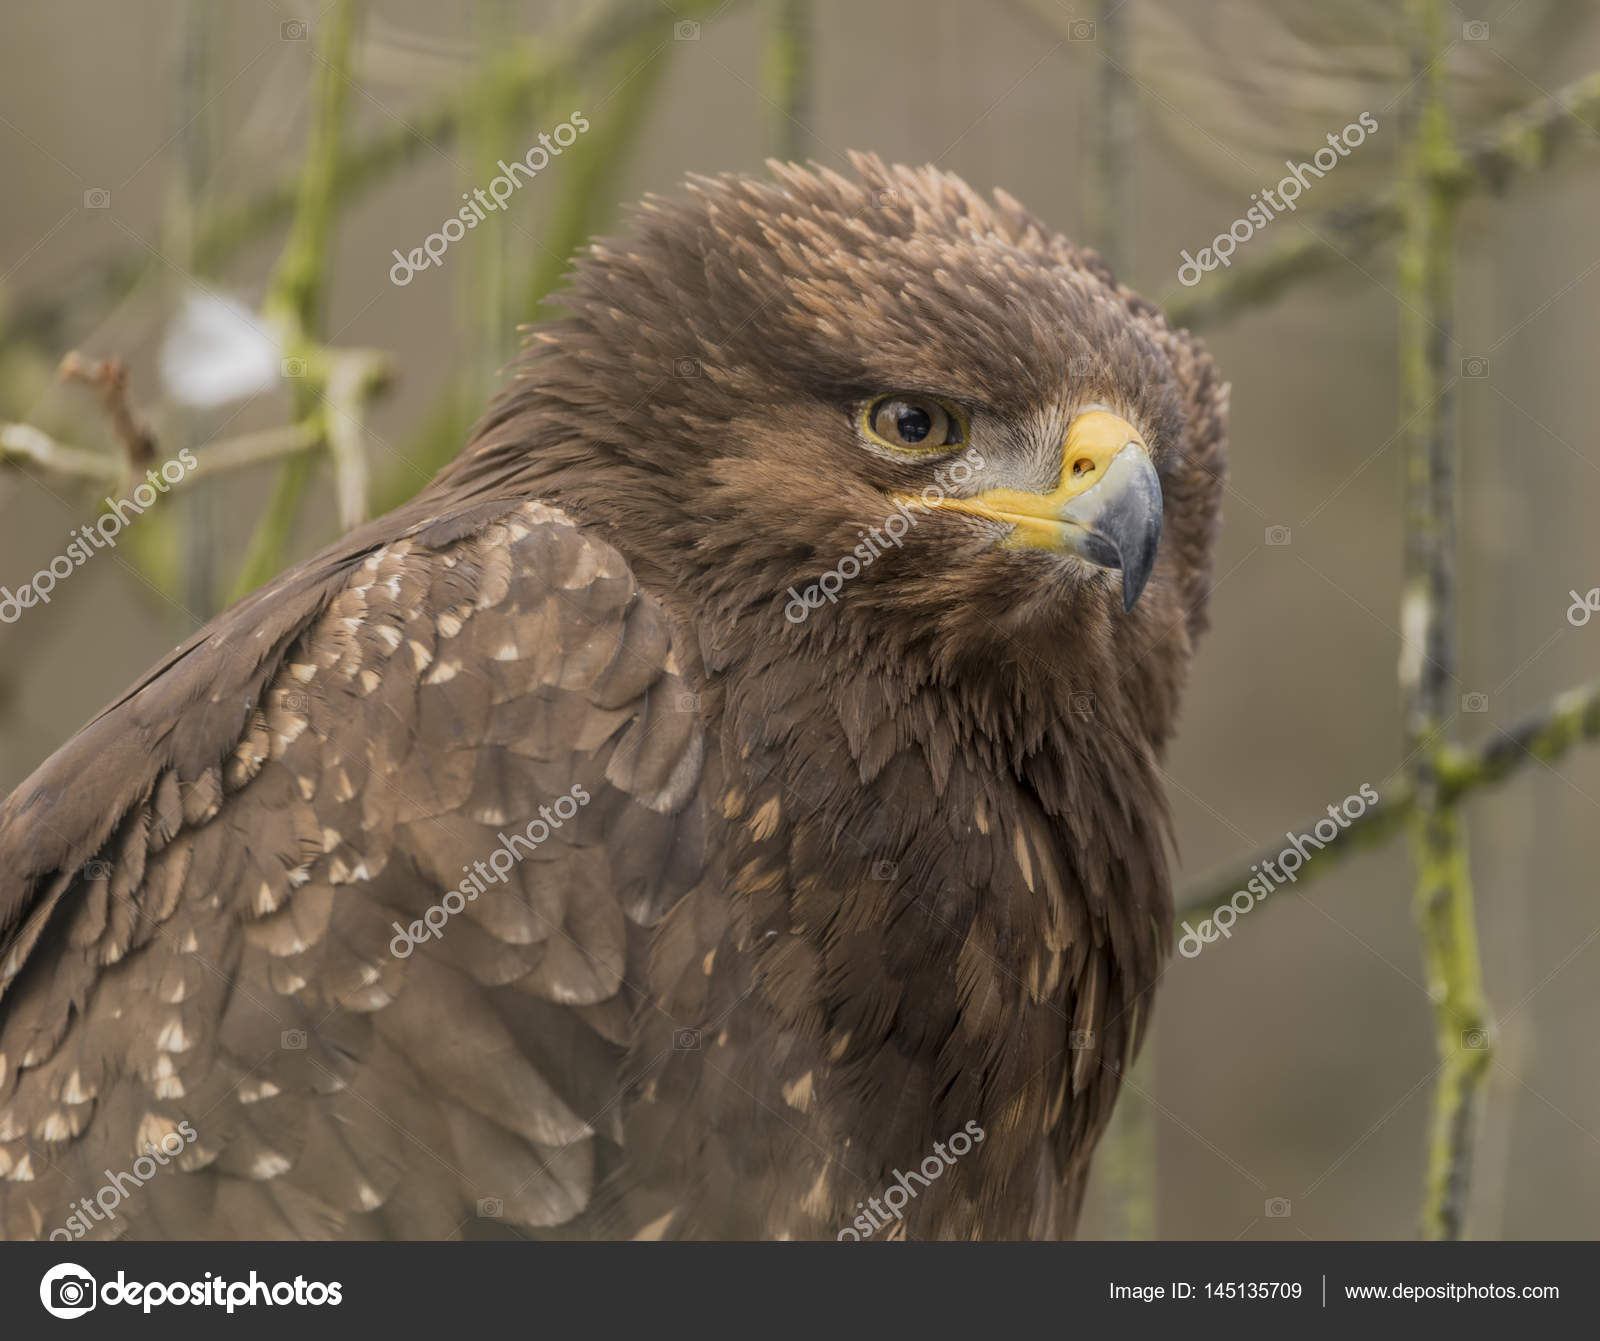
[1072,457,1096,479]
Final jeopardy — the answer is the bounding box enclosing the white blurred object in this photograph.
[159,290,282,409]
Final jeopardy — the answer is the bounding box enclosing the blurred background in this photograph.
[2,0,1598,1239]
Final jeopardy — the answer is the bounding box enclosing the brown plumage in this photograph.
[0,155,1225,1241]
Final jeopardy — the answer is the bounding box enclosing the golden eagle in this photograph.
[0,156,1225,1240]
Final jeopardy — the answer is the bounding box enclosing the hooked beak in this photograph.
[897,409,1164,612]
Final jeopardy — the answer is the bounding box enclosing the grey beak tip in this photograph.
[1119,511,1162,611]
[1103,453,1163,613]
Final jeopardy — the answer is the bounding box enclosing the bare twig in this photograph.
[58,352,157,468]
[323,350,389,531]
[1,419,324,488]
[0,424,122,484]
[183,422,323,483]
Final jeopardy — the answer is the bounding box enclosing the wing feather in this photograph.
[0,498,708,1240]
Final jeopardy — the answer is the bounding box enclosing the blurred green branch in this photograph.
[370,13,685,517]
[521,22,676,323]
[229,0,376,602]
[3,0,730,353]
[764,0,814,163]
[1397,0,1485,1241]
[1086,0,1134,277]
[1,419,322,490]
[1088,0,1152,1242]
[1164,67,1600,330]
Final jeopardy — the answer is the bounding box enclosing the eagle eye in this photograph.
[862,395,967,453]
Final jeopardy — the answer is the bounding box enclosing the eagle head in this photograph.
[451,152,1226,748]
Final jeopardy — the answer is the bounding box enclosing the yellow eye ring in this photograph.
[860,395,969,454]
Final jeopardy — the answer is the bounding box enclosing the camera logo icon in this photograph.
[83,188,111,210]
[1461,356,1490,378]
[1069,20,1096,40]
[1265,525,1292,546]
[41,1263,97,1319]
[673,1028,702,1051]
[281,1029,307,1049]
[1264,1197,1292,1218]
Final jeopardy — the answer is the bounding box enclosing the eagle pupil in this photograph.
[897,407,932,443]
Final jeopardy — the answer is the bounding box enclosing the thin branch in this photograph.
[183,422,322,483]
[323,351,388,531]
[1177,676,1600,917]
[2,420,324,488]
[58,352,157,468]
[0,424,122,484]
[1163,68,1600,331]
